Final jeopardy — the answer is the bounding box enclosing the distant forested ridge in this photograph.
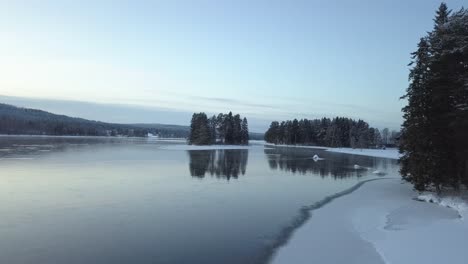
[265,117,399,149]
[248,132,264,141]
[400,3,468,192]
[0,103,189,138]
[189,112,249,145]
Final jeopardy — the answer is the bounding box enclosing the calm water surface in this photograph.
[0,136,399,264]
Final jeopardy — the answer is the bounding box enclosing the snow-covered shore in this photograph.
[271,178,468,264]
[264,142,400,160]
[159,144,254,150]
[325,148,400,160]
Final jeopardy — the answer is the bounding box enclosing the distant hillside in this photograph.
[131,123,190,135]
[0,103,189,138]
[248,132,264,140]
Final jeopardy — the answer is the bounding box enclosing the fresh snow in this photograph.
[271,178,468,264]
[417,193,468,219]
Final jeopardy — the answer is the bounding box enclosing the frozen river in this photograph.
[0,136,399,264]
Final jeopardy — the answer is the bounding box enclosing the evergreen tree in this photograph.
[189,113,212,145]
[264,116,378,148]
[241,117,249,145]
[400,3,468,191]
[400,37,437,191]
[190,111,248,145]
[209,115,217,144]
[433,2,451,30]
[216,113,226,143]
[233,114,242,144]
[265,121,280,144]
[224,112,234,144]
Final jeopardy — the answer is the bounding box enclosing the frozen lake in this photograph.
[0,136,399,264]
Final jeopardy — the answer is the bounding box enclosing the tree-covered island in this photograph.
[189,112,249,145]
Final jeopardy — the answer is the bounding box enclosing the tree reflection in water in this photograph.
[188,149,248,180]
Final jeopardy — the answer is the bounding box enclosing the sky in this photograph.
[0,0,466,132]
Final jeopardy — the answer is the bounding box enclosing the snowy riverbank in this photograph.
[159,144,253,150]
[325,147,400,159]
[271,178,468,264]
[264,142,400,160]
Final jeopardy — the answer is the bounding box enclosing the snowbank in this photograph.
[271,178,468,264]
[417,193,468,219]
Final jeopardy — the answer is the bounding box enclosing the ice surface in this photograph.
[272,178,468,264]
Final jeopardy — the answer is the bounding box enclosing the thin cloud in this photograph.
[189,96,277,110]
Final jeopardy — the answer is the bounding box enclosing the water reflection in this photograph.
[264,147,395,178]
[188,149,248,180]
[0,136,158,160]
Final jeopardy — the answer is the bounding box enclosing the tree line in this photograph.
[0,103,188,138]
[189,112,249,145]
[265,117,399,148]
[400,3,468,192]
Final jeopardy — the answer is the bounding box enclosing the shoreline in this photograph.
[264,142,400,160]
[259,178,392,264]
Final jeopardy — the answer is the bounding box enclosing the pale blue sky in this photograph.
[0,0,465,131]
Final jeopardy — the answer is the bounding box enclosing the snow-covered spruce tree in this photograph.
[400,38,434,191]
[439,8,468,187]
[400,3,468,191]
[429,3,458,190]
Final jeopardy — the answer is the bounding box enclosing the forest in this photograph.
[0,103,189,138]
[399,3,468,192]
[189,112,249,145]
[264,117,399,149]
